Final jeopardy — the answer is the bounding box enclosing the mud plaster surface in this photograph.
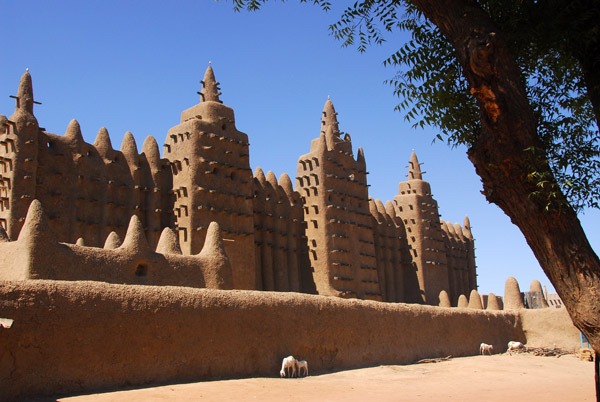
[1,280,526,401]
[39,354,594,402]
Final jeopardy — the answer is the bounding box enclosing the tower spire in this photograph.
[13,70,36,113]
[321,97,339,134]
[408,151,423,180]
[199,64,222,103]
[463,215,473,238]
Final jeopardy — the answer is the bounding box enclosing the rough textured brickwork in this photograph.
[296,98,379,300]
[0,71,173,247]
[164,66,255,289]
[0,67,477,305]
[0,280,526,401]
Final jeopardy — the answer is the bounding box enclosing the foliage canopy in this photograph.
[231,0,600,211]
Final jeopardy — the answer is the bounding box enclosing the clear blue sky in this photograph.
[1,0,597,297]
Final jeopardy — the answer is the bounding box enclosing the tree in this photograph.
[230,0,600,353]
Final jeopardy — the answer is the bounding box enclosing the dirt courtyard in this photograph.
[39,353,594,402]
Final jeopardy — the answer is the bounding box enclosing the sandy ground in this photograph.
[36,353,594,402]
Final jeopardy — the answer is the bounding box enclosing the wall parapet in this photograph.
[0,200,233,289]
[0,280,524,401]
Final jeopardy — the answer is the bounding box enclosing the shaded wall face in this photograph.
[0,122,17,236]
[165,115,255,290]
[370,204,412,303]
[0,280,526,401]
[441,224,473,305]
[296,152,333,296]
[0,111,172,248]
[32,133,170,247]
[252,177,308,293]
[1,112,40,240]
[393,178,478,306]
[297,143,379,300]
[393,190,446,304]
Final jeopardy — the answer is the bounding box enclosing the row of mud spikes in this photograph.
[438,277,550,310]
[0,199,226,257]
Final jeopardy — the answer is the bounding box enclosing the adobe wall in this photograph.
[0,200,234,290]
[165,67,256,289]
[0,280,524,401]
[369,198,416,303]
[519,307,581,352]
[252,168,312,292]
[2,69,479,306]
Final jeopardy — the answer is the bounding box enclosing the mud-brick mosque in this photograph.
[0,65,477,306]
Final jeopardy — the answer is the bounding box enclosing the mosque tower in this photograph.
[296,98,382,300]
[0,71,40,240]
[163,65,255,289]
[1,70,173,247]
[393,152,449,304]
[0,68,477,305]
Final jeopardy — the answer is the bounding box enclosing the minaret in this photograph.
[1,71,41,240]
[140,135,166,246]
[408,151,422,180]
[463,215,477,292]
[163,64,255,289]
[199,65,222,103]
[393,151,449,304]
[322,96,339,134]
[296,97,381,301]
[14,69,36,114]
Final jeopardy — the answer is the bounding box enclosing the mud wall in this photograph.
[0,280,524,401]
[519,307,581,351]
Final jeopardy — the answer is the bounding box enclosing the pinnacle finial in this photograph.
[94,127,114,157]
[18,200,52,245]
[486,293,500,310]
[266,170,278,189]
[408,151,423,180]
[368,198,379,216]
[278,173,294,197]
[321,97,339,134]
[198,221,233,289]
[199,64,222,103]
[119,215,151,253]
[375,198,386,215]
[120,131,139,168]
[463,215,473,238]
[103,231,122,249]
[356,146,366,166]
[254,167,266,185]
[504,277,525,310]
[14,70,35,113]
[141,136,161,169]
[468,289,483,309]
[438,290,451,307]
[457,294,468,308]
[155,227,182,255]
[65,119,84,143]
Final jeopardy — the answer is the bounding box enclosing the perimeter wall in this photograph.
[1,280,526,401]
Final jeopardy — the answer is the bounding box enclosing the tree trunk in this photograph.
[413,0,600,351]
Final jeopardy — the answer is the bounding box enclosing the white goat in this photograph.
[280,355,298,378]
[480,343,494,355]
[507,341,524,352]
[297,360,309,377]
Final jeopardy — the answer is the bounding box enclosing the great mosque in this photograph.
[0,66,477,306]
